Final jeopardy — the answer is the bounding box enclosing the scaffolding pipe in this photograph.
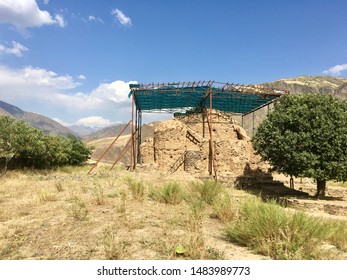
[87,120,132,175]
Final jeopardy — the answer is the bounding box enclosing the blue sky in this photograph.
[0,0,346,127]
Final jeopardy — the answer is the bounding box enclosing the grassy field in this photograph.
[0,165,346,260]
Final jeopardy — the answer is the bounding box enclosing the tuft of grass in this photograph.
[55,181,64,192]
[92,185,106,205]
[326,220,347,251]
[118,190,127,215]
[102,227,128,260]
[225,197,335,259]
[68,196,88,221]
[190,180,223,205]
[37,189,57,202]
[212,191,238,223]
[184,195,206,221]
[125,178,145,201]
[155,182,185,205]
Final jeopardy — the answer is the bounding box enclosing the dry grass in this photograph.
[0,166,345,260]
[0,167,232,260]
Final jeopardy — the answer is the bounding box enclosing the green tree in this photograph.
[65,136,93,166]
[253,93,347,198]
[0,116,33,173]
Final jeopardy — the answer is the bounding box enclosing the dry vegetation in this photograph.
[0,165,346,260]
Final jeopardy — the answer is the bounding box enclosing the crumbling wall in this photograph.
[139,110,268,180]
[153,120,187,172]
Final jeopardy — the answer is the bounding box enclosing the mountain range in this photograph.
[0,100,77,136]
[1,75,346,139]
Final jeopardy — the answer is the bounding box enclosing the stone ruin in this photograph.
[140,110,269,182]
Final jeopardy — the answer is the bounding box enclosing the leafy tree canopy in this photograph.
[253,93,347,198]
[0,116,93,172]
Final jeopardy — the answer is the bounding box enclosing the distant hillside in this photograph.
[262,76,347,100]
[68,125,98,136]
[0,100,77,136]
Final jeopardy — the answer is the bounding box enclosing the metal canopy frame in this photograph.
[129,80,285,114]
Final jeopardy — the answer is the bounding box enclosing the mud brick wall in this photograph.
[153,120,187,172]
[139,110,267,180]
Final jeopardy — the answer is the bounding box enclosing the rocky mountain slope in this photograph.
[262,75,347,100]
[0,100,77,136]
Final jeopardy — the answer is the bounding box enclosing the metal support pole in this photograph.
[137,110,142,164]
[130,91,134,171]
[241,115,244,128]
[202,109,205,138]
[208,90,213,176]
[133,105,137,168]
[252,111,255,137]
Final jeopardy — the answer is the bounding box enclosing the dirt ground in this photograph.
[0,166,345,260]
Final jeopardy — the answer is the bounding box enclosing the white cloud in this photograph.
[76,116,114,128]
[0,41,28,57]
[88,15,104,24]
[111,8,132,26]
[0,0,65,32]
[43,0,49,4]
[54,14,65,28]
[90,80,134,103]
[21,66,79,89]
[0,63,137,124]
[78,74,86,80]
[323,64,347,76]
